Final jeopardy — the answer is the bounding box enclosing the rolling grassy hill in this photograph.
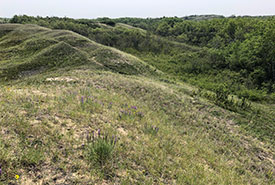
[0,24,156,81]
[0,23,274,184]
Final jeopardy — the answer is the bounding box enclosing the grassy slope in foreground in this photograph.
[0,24,274,184]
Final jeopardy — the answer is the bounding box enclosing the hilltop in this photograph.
[0,19,274,184]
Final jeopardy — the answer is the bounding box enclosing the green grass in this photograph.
[0,23,274,184]
[85,129,118,176]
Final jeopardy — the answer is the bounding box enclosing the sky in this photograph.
[0,0,274,18]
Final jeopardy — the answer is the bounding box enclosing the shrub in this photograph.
[97,17,116,27]
[237,89,267,101]
[270,93,275,101]
[214,83,230,105]
[196,85,252,111]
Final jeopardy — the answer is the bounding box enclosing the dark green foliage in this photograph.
[114,17,275,99]
[214,84,230,104]
[194,85,252,112]
[10,15,100,37]
[97,17,116,26]
[111,16,275,97]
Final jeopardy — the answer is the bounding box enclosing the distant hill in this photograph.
[182,14,225,20]
[0,24,156,81]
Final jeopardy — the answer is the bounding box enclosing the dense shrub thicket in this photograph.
[115,16,275,92]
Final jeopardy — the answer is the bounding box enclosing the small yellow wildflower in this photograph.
[15,174,19,180]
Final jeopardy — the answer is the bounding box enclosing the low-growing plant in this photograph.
[119,104,144,120]
[79,96,104,113]
[20,148,44,167]
[108,102,113,109]
[238,97,251,110]
[86,129,117,166]
[144,124,159,136]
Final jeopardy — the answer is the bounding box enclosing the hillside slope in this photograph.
[0,24,155,81]
[0,24,274,184]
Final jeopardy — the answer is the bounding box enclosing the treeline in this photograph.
[113,15,225,31]
[0,18,9,24]
[10,15,100,35]
[8,15,275,100]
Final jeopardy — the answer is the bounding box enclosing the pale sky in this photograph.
[0,0,274,18]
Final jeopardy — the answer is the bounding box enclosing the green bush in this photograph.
[214,84,230,104]
[97,17,116,27]
[270,93,275,102]
[237,89,267,101]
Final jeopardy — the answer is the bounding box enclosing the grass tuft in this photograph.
[86,130,117,166]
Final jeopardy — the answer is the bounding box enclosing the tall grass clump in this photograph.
[86,129,117,166]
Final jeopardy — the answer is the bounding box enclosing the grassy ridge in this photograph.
[0,24,156,81]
